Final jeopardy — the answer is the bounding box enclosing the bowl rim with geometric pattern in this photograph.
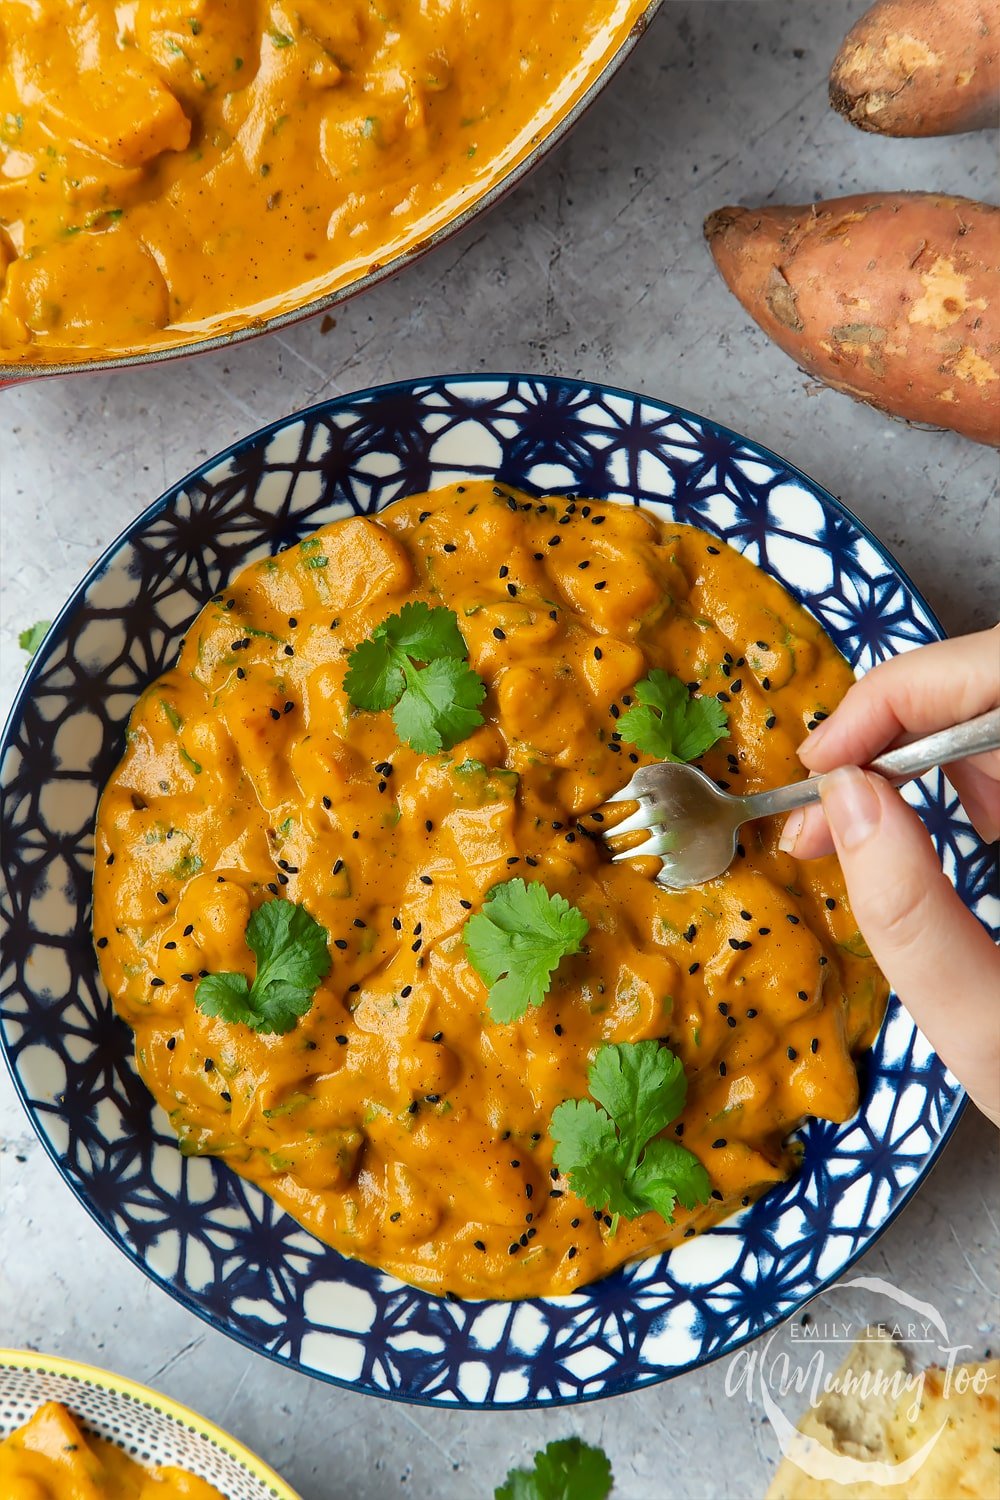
[0,1347,301,1497]
[1,374,985,1410]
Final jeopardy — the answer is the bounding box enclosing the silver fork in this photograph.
[602,707,1000,890]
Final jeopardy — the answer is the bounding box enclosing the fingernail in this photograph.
[798,717,830,759]
[820,766,881,852]
[778,807,805,854]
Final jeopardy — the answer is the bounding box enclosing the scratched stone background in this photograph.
[1,3,997,1497]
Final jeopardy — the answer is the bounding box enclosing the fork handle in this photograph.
[738,707,1000,821]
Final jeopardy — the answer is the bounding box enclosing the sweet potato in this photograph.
[704,193,1000,446]
[830,0,1000,136]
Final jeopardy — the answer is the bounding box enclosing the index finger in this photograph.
[799,627,1000,773]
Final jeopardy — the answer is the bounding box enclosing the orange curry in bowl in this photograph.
[93,484,888,1299]
[0,0,650,364]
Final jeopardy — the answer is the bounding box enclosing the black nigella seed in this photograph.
[719,1061,727,1077]
[559,515,571,526]
[797,990,808,1000]
[392,915,401,929]
[688,962,700,975]
[164,941,177,950]
[499,564,509,578]
[787,1046,797,1061]
[685,924,697,942]
[728,937,742,951]
[352,830,360,839]
[712,1138,727,1149]
[759,926,771,936]
[674,1123,684,1136]
[408,1101,419,1114]
[603,1215,613,1228]
[765,713,776,728]
[811,1037,820,1053]
[474,1239,486,1251]
[459,899,473,910]
[507,583,517,597]
[204,1058,214,1072]
[525,1183,533,1199]
[568,1246,577,1260]
[547,536,560,547]
[323,796,332,810]
[756,639,768,649]
[225,599,235,610]
[266,882,278,895]
[594,646,603,659]
[819,956,828,966]
[378,780,386,793]
[579,560,591,570]
[741,1195,750,1207]
[97,936,109,949]
[550,1188,564,1198]
[493,627,506,640]
[736,843,746,857]
[156,890,168,905]
[746,1007,758,1018]
[336,1035,348,1046]
[727,1015,737,1028]
[554,1024,564,1036]
[710,1189,724,1202]
[629,753,639,762]
[411,940,422,952]
[533,552,543,560]
[825,897,837,910]
[719,1003,729,1015]
[236,667,246,680]
[552,821,563,830]
[591,515,605,525]
[432,1031,443,1042]
[740,910,752,921]
[594,580,607,591]
[333,859,343,875]
[284,645,294,657]
[707,545,720,555]
[425,1094,440,1104]
[420,875,433,885]
[183,924,194,937]
[525,855,538,867]
[425,820,434,832]
[180,972,194,983]
[610,703,620,719]
[269,708,281,721]
[565,832,576,844]
[731,679,742,693]
[400,985,412,998]
[284,701,294,714]
[150,977,165,987]
[334,939,348,950]
[787,914,800,925]
[551,1168,561,1180]
[722,663,731,677]
[390,1212,401,1223]
[509,1243,520,1255]
[443,542,457,553]
[717,690,731,704]
[166,1037,176,1050]
[510,1158,521,1168]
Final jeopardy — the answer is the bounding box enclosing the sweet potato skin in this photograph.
[704,193,1000,446]
[830,0,1000,136]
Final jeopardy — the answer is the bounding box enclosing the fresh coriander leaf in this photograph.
[19,620,50,661]
[375,600,467,660]
[195,898,330,1035]
[392,656,487,755]
[550,1041,711,1223]
[588,1041,687,1155]
[344,603,486,753]
[496,1437,613,1500]
[464,878,588,1023]
[618,669,728,762]
[547,1099,627,1214]
[342,635,405,711]
[194,971,257,1028]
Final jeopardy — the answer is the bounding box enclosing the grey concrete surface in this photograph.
[1,3,998,1498]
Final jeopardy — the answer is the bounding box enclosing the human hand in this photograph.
[779,628,1000,1127]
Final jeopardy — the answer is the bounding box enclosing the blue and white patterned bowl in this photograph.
[1,376,990,1408]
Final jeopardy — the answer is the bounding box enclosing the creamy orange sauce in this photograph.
[94,485,887,1299]
[0,1402,225,1500]
[0,0,648,363]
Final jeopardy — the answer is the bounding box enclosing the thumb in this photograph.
[820,766,1000,1125]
